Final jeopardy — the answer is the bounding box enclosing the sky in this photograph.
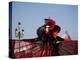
[11,2,78,40]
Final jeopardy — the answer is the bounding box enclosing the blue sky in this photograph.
[11,2,78,40]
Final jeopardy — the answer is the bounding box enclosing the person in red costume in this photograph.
[36,18,56,56]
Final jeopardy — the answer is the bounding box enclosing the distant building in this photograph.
[62,31,72,41]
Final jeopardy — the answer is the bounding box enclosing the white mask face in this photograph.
[45,25,50,33]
